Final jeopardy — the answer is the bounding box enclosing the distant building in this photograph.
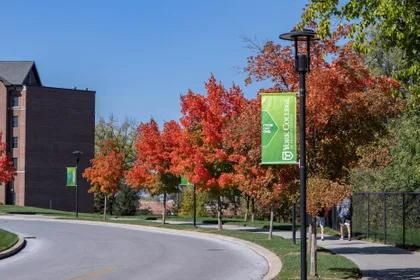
[0,61,94,212]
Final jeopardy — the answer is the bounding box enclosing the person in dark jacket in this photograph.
[337,197,352,241]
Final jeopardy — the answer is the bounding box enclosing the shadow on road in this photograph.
[328,246,413,255]
[361,268,420,280]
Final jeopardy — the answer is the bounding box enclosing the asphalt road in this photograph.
[0,217,267,280]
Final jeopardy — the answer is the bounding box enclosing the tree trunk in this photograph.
[292,203,297,244]
[244,195,250,222]
[109,194,113,216]
[309,217,317,277]
[268,206,274,240]
[233,196,238,216]
[217,196,223,231]
[251,198,255,222]
[192,185,197,227]
[162,192,167,225]
[103,195,107,221]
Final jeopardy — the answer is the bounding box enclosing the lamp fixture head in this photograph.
[279,28,318,42]
[72,150,83,157]
[279,28,318,73]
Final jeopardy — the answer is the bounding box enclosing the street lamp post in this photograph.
[279,29,317,280]
[72,150,83,218]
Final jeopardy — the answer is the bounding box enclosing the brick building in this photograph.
[0,61,94,212]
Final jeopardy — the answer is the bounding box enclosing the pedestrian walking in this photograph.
[337,197,352,241]
[316,207,326,241]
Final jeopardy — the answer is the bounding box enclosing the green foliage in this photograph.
[159,173,180,195]
[351,108,420,192]
[178,186,208,217]
[113,185,139,216]
[384,109,420,191]
[93,186,139,216]
[93,192,115,213]
[95,115,137,168]
[364,29,406,79]
[301,0,420,87]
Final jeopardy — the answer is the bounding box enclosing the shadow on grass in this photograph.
[201,219,244,225]
[328,267,362,279]
[262,224,300,231]
[317,247,333,253]
[238,228,268,232]
[6,211,70,216]
[6,211,38,215]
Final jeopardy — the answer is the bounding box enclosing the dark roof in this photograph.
[0,61,41,85]
[0,75,10,86]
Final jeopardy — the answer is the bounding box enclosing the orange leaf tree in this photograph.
[83,140,125,219]
[126,119,180,224]
[171,75,245,230]
[245,29,402,275]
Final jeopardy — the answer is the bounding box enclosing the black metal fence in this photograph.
[351,192,420,247]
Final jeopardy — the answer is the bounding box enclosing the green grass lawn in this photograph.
[0,205,360,279]
[0,228,19,252]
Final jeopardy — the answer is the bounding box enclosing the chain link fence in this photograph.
[351,192,420,247]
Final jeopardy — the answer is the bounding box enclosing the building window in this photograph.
[12,137,18,148]
[12,116,18,127]
[11,95,19,107]
[12,158,17,168]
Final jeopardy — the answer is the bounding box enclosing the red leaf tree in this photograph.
[0,133,15,184]
[171,75,245,230]
[126,119,181,224]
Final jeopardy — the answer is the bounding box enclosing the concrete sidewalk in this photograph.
[236,226,420,280]
[316,235,420,280]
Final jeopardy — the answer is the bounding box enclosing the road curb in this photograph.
[81,221,282,279]
[0,233,26,260]
[0,216,282,279]
[200,233,282,280]
[122,225,282,280]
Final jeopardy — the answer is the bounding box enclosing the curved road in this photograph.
[0,217,268,280]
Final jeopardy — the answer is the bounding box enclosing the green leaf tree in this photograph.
[300,0,419,86]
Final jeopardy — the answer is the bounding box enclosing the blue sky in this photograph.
[1,0,307,124]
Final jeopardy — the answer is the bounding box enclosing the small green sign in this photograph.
[180,176,192,186]
[66,167,77,187]
[261,93,297,164]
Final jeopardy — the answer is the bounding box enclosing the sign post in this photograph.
[66,165,78,217]
[180,176,196,227]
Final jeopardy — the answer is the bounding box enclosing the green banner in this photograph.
[261,93,297,164]
[66,167,77,187]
